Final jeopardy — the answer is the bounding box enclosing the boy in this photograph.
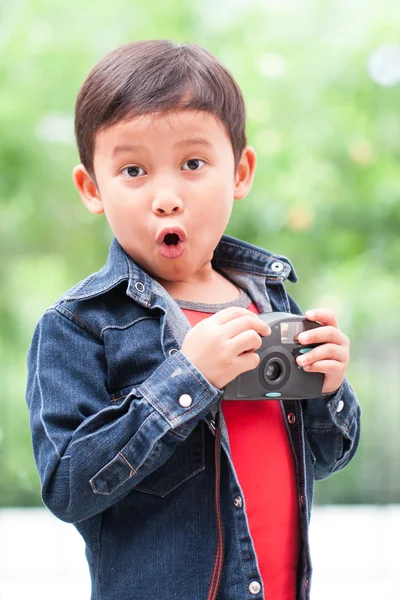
[26,40,361,600]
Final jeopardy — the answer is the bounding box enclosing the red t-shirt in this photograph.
[180,301,300,599]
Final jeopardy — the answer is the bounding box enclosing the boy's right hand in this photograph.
[180,307,271,390]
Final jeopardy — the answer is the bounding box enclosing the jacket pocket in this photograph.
[134,421,206,498]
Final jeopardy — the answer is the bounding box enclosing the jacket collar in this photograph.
[61,235,297,305]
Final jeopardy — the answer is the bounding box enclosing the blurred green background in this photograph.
[1,0,399,507]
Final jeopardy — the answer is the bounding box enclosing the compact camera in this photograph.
[222,312,324,400]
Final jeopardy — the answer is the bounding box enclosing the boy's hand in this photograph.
[296,308,350,395]
[181,307,271,390]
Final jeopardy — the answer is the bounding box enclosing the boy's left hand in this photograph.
[296,308,350,395]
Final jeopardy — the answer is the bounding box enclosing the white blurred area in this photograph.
[0,506,399,599]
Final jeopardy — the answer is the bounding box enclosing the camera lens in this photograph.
[259,351,291,391]
[265,361,281,381]
[263,356,287,386]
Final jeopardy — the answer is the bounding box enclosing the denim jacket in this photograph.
[26,235,361,600]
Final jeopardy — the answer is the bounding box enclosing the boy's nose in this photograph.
[152,189,184,215]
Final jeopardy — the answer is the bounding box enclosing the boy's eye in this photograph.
[121,165,146,178]
[182,159,205,171]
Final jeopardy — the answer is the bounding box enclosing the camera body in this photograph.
[222,312,324,401]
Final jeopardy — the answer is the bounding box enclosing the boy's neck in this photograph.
[154,268,240,304]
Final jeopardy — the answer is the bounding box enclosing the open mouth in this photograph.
[157,228,186,259]
[163,233,180,246]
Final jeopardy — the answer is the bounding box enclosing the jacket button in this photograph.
[336,399,344,413]
[233,496,243,509]
[179,394,193,408]
[271,261,284,272]
[135,281,145,292]
[169,348,178,355]
[287,412,296,425]
[249,581,261,594]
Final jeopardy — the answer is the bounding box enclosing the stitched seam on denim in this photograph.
[100,315,159,336]
[90,411,156,491]
[174,353,211,393]
[335,415,350,433]
[143,375,211,424]
[172,423,193,437]
[135,426,204,496]
[136,442,163,474]
[334,430,342,463]
[277,282,289,312]
[118,411,159,461]
[164,321,179,360]
[293,403,310,561]
[63,275,130,301]
[229,458,251,595]
[110,393,128,403]
[127,256,152,306]
[225,270,284,281]
[55,306,100,339]
[308,407,355,432]
[140,356,212,425]
[61,273,98,300]
[141,380,211,425]
[220,239,291,265]
[71,272,98,294]
[110,384,142,402]
[118,452,137,474]
[36,318,61,459]
[307,421,336,429]
[281,399,302,482]
[221,266,285,281]
[217,260,287,278]
[91,469,134,495]
[136,465,206,497]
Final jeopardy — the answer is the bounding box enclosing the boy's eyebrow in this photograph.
[111,138,214,158]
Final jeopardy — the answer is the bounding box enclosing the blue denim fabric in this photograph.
[26,234,361,600]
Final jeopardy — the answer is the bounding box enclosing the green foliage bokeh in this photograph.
[1,0,400,506]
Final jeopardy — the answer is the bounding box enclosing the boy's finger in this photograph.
[298,326,349,346]
[301,359,343,375]
[224,315,271,339]
[305,308,338,328]
[214,306,261,325]
[296,343,347,366]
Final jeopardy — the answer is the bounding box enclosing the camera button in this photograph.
[336,400,344,413]
[287,412,296,425]
[271,261,284,272]
[233,495,243,509]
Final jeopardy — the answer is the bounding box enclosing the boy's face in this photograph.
[73,109,256,288]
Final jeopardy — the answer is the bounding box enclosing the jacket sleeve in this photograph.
[288,293,362,480]
[302,378,361,480]
[26,307,222,523]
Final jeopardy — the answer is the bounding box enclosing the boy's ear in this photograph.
[234,146,257,201]
[72,164,104,215]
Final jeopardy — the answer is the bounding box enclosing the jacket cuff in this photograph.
[137,350,223,430]
[322,378,359,439]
